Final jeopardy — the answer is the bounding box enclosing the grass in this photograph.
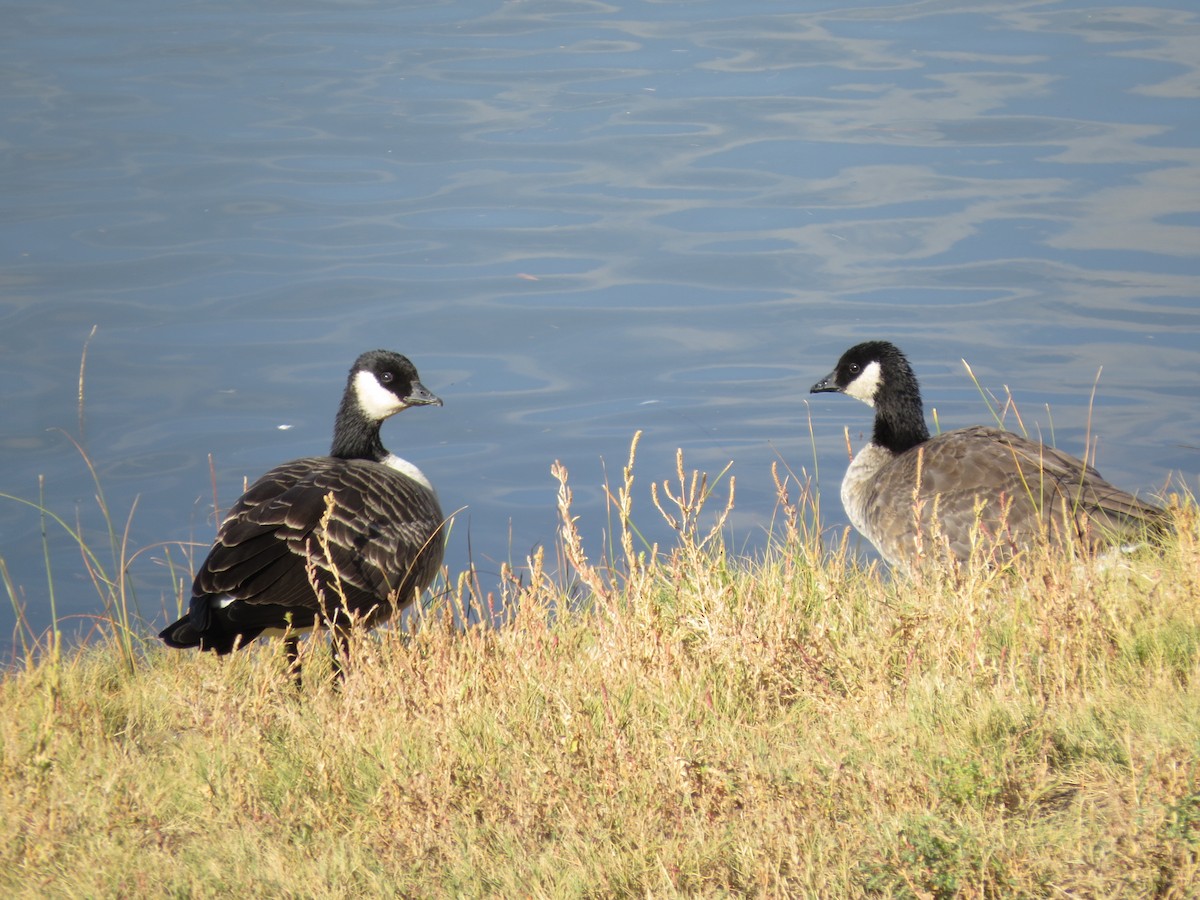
[0,425,1197,898]
[2,326,198,675]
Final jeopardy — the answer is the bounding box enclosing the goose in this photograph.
[160,349,446,677]
[809,340,1170,569]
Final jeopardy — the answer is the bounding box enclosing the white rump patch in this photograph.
[354,369,407,420]
[383,453,436,492]
[845,360,882,407]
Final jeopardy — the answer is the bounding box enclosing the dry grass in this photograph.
[1,433,1198,898]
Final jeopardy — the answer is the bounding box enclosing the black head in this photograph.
[810,340,930,453]
[349,349,442,423]
[810,341,914,407]
[331,350,441,460]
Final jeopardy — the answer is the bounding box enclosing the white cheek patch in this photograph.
[844,360,881,407]
[354,370,407,419]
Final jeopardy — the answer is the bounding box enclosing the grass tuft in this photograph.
[0,429,1197,896]
[2,341,1197,894]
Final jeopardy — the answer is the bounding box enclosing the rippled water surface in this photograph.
[3,0,1198,650]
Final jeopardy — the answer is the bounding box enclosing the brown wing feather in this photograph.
[195,456,445,624]
[862,426,1167,565]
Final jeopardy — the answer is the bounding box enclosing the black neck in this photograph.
[872,374,931,455]
[330,392,387,461]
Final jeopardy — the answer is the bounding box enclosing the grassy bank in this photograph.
[1,442,1198,897]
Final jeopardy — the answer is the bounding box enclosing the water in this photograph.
[2,0,1198,652]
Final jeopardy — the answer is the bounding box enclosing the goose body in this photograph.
[811,341,1169,569]
[160,349,445,660]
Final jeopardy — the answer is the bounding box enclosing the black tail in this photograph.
[160,615,202,649]
[159,613,261,655]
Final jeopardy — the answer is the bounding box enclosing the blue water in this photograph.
[2,0,1198,653]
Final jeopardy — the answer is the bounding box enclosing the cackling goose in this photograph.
[160,349,446,676]
[810,340,1170,569]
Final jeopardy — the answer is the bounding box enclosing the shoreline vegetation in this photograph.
[2,427,1198,897]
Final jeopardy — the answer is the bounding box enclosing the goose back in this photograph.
[177,456,444,653]
[847,423,1169,567]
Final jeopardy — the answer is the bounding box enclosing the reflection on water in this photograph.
[2,1,1198,650]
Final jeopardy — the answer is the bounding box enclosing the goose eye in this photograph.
[848,363,861,375]
[379,371,394,384]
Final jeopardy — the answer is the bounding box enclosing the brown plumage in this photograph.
[160,350,445,672]
[811,341,1170,569]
